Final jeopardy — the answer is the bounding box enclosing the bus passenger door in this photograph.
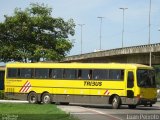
[126,71,135,98]
[0,71,5,90]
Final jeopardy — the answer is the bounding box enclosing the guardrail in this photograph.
[64,43,160,61]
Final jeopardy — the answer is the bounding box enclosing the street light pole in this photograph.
[149,0,152,66]
[119,8,128,48]
[78,24,85,54]
[97,17,104,50]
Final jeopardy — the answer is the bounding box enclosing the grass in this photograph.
[0,90,4,99]
[0,103,77,120]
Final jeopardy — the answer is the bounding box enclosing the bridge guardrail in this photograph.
[64,43,160,62]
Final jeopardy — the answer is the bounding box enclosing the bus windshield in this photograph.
[137,69,156,88]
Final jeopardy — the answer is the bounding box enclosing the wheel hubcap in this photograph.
[31,96,36,103]
[44,95,50,103]
[113,98,117,103]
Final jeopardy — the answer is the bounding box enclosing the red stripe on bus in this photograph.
[19,81,29,92]
[20,81,29,92]
[23,83,31,92]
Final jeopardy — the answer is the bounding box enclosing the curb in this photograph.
[0,100,28,103]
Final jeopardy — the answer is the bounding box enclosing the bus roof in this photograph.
[6,62,152,70]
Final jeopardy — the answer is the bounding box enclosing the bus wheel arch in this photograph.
[109,94,121,109]
[41,92,52,104]
[27,91,38,104]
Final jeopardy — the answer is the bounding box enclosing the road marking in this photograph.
[58,105,122,119]
[80,107,122,120]
[71,112,95,114]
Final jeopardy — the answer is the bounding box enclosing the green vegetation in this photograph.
[0,103,77,120]
[0,3,75,62]
[0,90,4,99]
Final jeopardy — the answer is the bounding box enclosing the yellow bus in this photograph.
[4,62,157,109]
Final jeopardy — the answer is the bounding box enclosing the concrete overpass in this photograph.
[63,43,160,65]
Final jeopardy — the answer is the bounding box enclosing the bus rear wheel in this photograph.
[41,93,51,104]
[28,92,38,104]
[112,95,121,109]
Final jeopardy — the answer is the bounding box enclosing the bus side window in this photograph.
[63,69,77,79]
[20,68,33,78]
[109,69,124,80]
[51,69,63,79]
[49,69,52,78]
[7,68,19,78]
[93,69,108,80]
[88,70,92,79]
[35,69,49,79]
[80,69,92,80]
[78,69,82,79]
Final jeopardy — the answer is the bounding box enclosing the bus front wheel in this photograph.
[112,95,121,109]
[41,93,51,104]
[28,92,38,104]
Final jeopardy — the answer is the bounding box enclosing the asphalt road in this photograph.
[0,100,160,120]
[57,103,160,120]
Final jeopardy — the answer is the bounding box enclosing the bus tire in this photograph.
[112,95,121,109]
[128,105,136,109]
[28,92,38,104]
[41,93,51,104]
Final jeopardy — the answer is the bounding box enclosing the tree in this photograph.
[0,3,75,62]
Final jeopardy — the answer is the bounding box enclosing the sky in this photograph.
[0,0,160,57]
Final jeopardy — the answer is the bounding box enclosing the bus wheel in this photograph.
[28,92,38,104]
[128,105,136,109]
[112,95,121,109]
[42,93,51,104]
